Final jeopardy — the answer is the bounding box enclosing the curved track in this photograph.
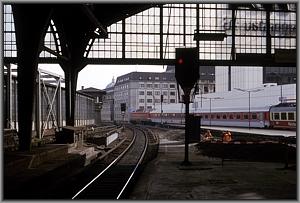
[72,126,148,199]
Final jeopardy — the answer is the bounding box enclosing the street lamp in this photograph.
[202,97,223,126]
[160,94,163,125]
[234,88,262,130]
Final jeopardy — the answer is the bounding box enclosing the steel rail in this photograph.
[72,128,136,199]
[116,127,149,199]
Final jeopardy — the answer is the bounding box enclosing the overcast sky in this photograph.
[39,64,166,90]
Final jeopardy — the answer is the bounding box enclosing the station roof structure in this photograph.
[2,3,296,151]
[4,3,296,67]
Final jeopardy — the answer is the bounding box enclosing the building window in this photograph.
[170,99,176,103]
[155,76,159,80]
[155,91,160,95]
[147,99,152,103]
[204,86,208,93]
[154,84,159,88]
[146,83,152,88]
[147,106,152,110]
[155,99,160,103]
[147,91,152,96]
[163,91,168,96]
[139,99,144,103]
[170,84,176,88]
[139,91,144,95]
[162,83,168,88]
[140,83,145,88]
[170,91,176,96]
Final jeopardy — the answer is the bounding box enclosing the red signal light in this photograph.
[178,58,183,64]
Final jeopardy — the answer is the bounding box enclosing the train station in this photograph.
[2,3,297,200]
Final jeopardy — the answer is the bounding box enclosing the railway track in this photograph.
[71,126,148,199]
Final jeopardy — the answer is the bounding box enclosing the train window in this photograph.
[244,114,248,119]
[211,114,214,119]
[257,113,263,120]
[216,115,220,119]
[288,112,295,121]
[274,113,280,120]
[280,112,287,120]
[236,114,241,119]
[251,113,257,119]
[205,115,208,119]
[229,114,234,119]
[222,114,227,119]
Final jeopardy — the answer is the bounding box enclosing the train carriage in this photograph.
[130,102,296,130]
[269,103,296,130]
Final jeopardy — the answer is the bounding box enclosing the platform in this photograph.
[129,142,297,200]
[201,126,296,137]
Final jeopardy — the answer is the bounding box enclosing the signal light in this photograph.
[175,47,199,90]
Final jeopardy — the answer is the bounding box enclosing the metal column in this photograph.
[36,70,42,139]
[56,77,62,128]
[5,64,12,129]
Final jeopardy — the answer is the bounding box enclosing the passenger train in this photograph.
[130,102,296,130]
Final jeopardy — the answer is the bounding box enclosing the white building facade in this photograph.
[113,71,178,121]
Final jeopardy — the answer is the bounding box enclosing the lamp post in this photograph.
[160,94,163,125]
[234,88,262,130]
[202,97,223,126]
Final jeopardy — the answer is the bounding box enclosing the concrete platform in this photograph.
[129,143,297,200]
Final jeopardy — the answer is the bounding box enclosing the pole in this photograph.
[182,94,191,166]
[280,85,283,103]
[6,64,12,129]
[160,95,163,124]
[200,90,202,108]
[209,98,212,126]
[248,91,250,130]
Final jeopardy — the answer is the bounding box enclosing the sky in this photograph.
[38,64,167,90]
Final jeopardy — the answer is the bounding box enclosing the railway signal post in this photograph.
[121,103,126,130]
[175,47,199,166]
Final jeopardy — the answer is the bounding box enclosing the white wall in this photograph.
[215,66,263,93]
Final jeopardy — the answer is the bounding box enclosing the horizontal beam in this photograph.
[4,56,296,67]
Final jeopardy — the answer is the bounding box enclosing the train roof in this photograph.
[150,104,271,113]
[269,105,296,113]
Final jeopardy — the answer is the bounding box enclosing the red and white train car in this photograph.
[269,103,296,129]
[130,103,296,130]
[193,106,271,128]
